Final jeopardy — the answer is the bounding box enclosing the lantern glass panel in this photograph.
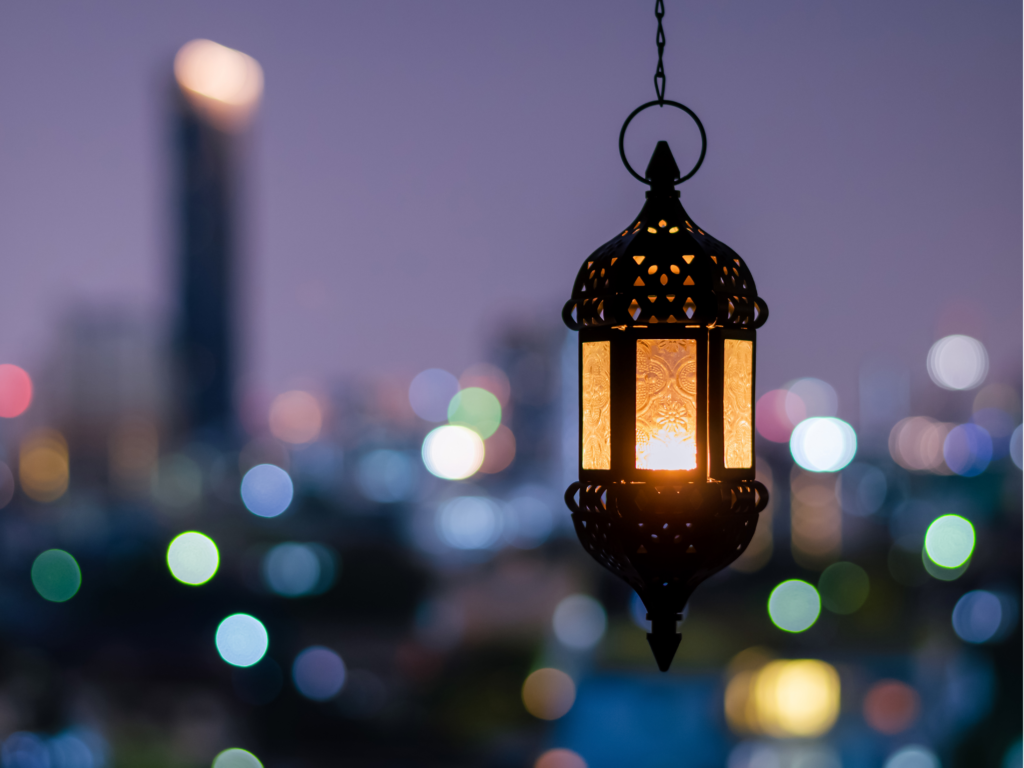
[722,338,754,469]
[636,338,699,470]
[581,341,611,470]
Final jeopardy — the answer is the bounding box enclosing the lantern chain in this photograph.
[654,0,666,104]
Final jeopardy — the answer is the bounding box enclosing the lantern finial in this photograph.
[644,140,680,194]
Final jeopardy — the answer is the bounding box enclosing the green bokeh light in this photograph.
[818,561,870,614]
[768,579,821,633]
[31,549,81,602]
[167,531,220,586]
[447,387,502,439]
[924,514,975,569]
[212,748,263,768]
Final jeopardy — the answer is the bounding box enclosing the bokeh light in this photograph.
[409,369,460,422]
[927,335,988,390]
[535,748,588,768]
[790,418,856,472]
[241,464,294,517]
[884,745,939,768]
[952,590,1004,644]
[268,390,323,444]
[2,733,49,768]
[447,387,502,439]
[725,656,840,738]
[755,389,804,443]
[263,542,335,597]
[31,549,81,602]
[167,532,219,586]
[768,580,821,633]
[435,496,502,549]
[889,416,954,472]
[292,646,347,701]
[175,39,263,105]
[479,425,516,474]
[754,660,840,738]
[421,425,484,480]
[356,449,416,502]
[0,364,32,418]
[786,377,838,419]
[924,514,975,569]
[863,679,920,734]
[552,594,607,650]
[943,423,992,477]
[215,614,269,667]
[836,463,887,516]
[521,668,576,720]
[212,748,263,768]
[460,363,511,406]
[19,429,70,503]
[818,562,869,614]
[1010,424,1023,469]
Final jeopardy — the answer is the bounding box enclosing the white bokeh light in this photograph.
[884,745,939,768]
[552,594,607,650]
[421,425,485,480]
[790,417,857,472]
[926,335,988,391]
[167,532,219,586]
[215,614,269,668]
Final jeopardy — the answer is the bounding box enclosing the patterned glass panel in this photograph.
[723,339,753,469]
[636,339,698,470]
[581,341,611,470]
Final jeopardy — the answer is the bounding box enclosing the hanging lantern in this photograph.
[562,2,769,672]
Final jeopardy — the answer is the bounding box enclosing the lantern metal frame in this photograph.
[562,127,770,671]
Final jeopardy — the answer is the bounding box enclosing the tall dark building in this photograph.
[170,40,262,445]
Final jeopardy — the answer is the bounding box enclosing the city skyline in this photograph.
[0,0,1019,420]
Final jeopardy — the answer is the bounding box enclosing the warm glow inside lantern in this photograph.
[563,139,769,671]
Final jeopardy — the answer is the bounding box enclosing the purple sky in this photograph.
[0,0,1019,422]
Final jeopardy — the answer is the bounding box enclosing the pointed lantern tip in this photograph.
[646,631,682,672]
[644,141,680,189]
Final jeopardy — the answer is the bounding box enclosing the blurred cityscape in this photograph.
[0,36,1020,768]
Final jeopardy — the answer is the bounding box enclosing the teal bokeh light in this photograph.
[31,549,81,602]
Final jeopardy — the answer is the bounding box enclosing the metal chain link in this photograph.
[654,0,666,103]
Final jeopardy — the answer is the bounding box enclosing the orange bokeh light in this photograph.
[535,748,587,768]
[863,679,920,735]
[268,391,323,444]
[0,365,33,418]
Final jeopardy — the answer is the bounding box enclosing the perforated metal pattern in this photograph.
[562,197,768,332]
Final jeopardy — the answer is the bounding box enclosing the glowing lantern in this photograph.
[562,1,769,672]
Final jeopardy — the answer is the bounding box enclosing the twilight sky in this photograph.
[0,0,1019,421]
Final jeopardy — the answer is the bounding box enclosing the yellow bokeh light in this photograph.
[174,39,263,129]
[19,429,69,503]
[725,655,840,739]
[269,390,323,444]
[522,668,576,720]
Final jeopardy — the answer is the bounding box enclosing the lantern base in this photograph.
[565,479,768,671]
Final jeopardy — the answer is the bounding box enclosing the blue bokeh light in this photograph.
[241,464,294,518]
[943,424,992,477]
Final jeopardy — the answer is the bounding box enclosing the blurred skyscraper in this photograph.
[170,40,263,444]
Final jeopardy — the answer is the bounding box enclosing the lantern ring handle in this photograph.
[619,100,707,185]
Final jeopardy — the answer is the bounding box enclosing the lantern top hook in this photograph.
[618,100,707,186]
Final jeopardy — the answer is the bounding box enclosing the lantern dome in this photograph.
[563,142,768,333]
